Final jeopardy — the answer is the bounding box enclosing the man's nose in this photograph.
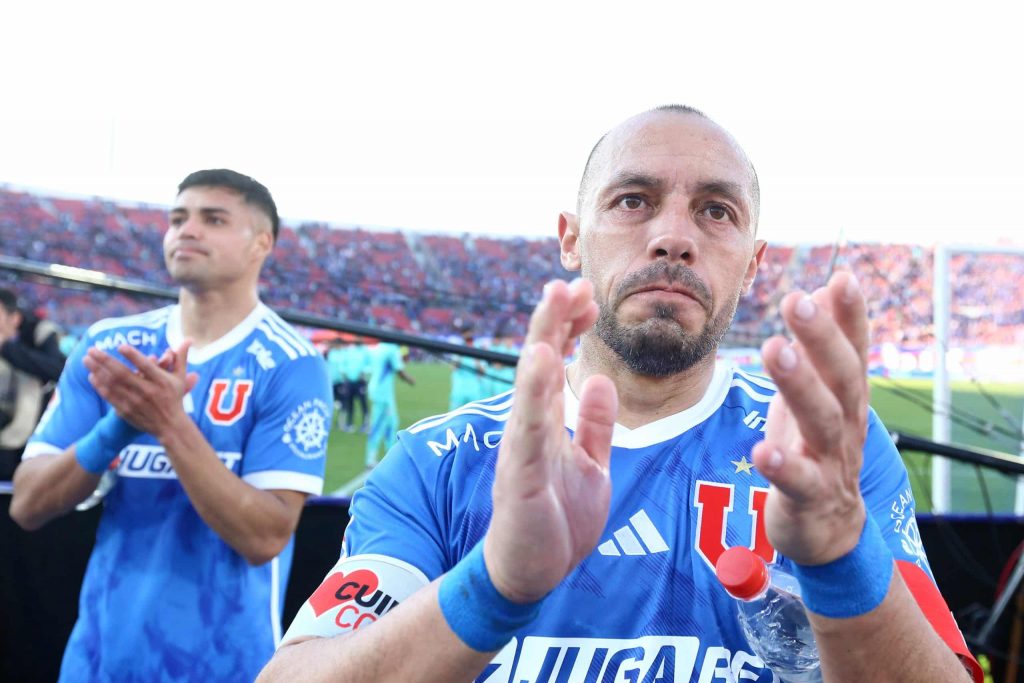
[646,207,698,263]
[174,216,202,238]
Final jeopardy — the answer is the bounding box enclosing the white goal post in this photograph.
[932,243,1024,514]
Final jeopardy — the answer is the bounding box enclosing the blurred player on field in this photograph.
[364,341,415,469]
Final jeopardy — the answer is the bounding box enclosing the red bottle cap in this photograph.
[715,546,769,599]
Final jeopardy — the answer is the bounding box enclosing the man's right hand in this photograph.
[483,279,618,604]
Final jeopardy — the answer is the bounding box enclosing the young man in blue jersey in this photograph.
[10,169,333,683]
[260,108,982,682]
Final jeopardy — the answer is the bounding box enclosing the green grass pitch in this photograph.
[323,363,1024,514]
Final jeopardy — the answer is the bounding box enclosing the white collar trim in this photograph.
[563,361,735,449]
[165,302,269,365]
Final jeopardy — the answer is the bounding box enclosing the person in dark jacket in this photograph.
[0,289,65,480]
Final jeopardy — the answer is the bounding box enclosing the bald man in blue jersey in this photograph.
[261,108,982,683]
[11,169,332,683]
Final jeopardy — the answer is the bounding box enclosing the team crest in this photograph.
[694,481,776,569]
[282,398,330,459]
[205,379,254,425]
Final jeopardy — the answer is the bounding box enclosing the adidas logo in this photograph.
[598,510,669,556]
[743,409,767,432]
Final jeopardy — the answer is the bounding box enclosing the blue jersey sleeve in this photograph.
[25,333,106,457]
[860,407,934,577]
[343,430,450,580]
[859,408,983,678]
[239,353,332,495]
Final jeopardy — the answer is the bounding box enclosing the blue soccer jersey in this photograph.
[285,361,974,682]
[26,303,333,683]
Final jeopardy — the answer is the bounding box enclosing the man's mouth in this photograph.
[171,245,206,258]
[627,284,705,309]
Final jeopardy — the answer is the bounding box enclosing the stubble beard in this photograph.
[165,255,211,291]
[593,265,740,377]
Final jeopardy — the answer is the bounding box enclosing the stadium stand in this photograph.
[2,186,1023,350]
[3,186,1024,682]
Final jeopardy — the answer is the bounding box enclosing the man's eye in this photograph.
[704,204,730,221]
[616,195,646,210]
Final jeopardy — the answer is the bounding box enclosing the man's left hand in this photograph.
[752,271,870,566]
[82,341,198,440]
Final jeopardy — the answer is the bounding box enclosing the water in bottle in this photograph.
[715,546,823,683]
[75,469,117,511]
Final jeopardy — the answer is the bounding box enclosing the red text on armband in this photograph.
[308,568,401,630]
[336,605,377,630]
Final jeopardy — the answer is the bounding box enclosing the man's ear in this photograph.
[250,212,275,261]
[247,205,275,260]
[558,212,581,272]
[742,239,768,293]
[248,231,272,268]
[256,228,274,257]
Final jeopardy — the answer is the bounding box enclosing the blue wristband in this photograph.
[792,514,895,618]
[438,541,543,652]
[75,412,141,474]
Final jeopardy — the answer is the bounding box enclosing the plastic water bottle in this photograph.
[75,469,117,511]
[715,546,823,683]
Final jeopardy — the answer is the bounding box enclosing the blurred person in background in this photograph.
[482,321,517,397]
[9,169,332,683]
[0,289,65,480]
[364,341,415,469]
[325,336,349,429]
[339,337,371,432]
[448,326,485,410]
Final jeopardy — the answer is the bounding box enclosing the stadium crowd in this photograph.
[2,186,1023,349]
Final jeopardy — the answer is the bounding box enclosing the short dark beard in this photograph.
[593,263,738,377]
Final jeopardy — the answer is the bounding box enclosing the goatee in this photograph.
[594,262,738,377]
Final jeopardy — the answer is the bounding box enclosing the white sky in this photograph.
[2,1,1023,246]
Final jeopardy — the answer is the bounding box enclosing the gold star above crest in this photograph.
[731,456,755,475]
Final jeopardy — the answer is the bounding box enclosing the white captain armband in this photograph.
[281,554,430,644]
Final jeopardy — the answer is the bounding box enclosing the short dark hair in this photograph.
[0,289,17,314]
[177,169,280,240]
